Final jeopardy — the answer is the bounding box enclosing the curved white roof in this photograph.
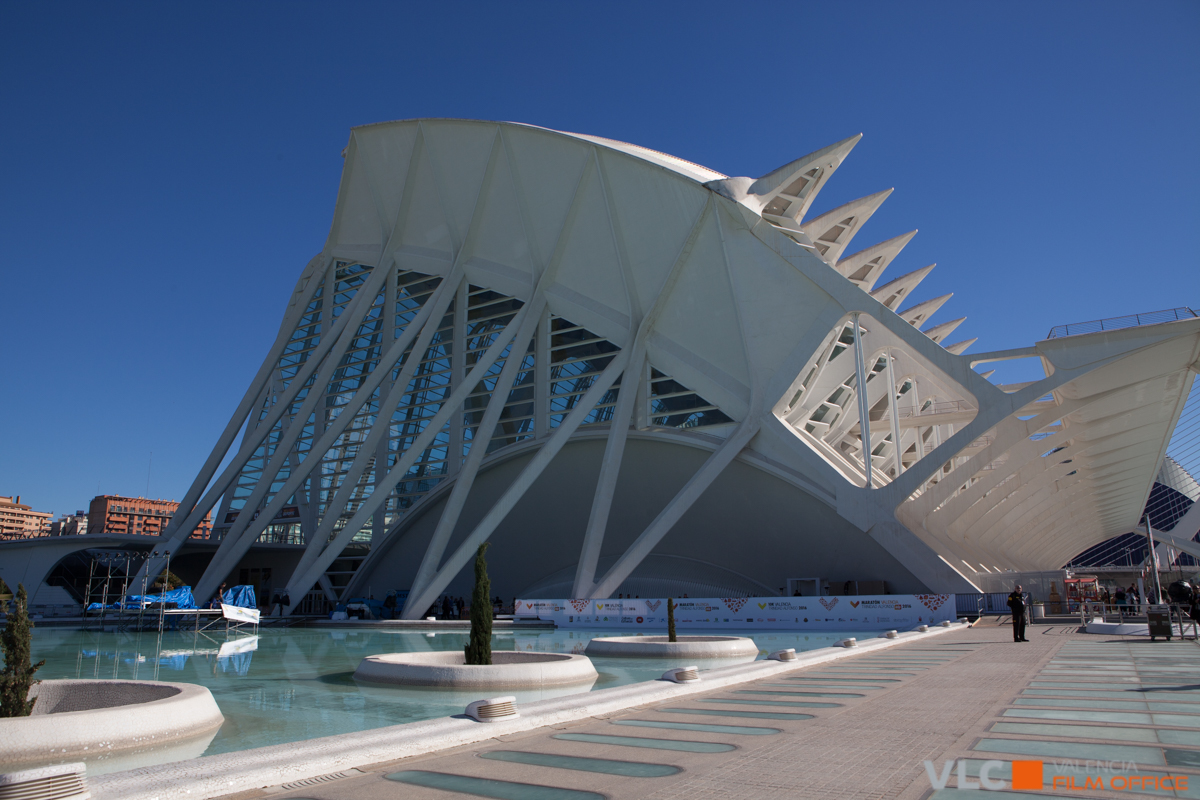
[138,118,1199,608]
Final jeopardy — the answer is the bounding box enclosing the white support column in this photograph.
[402,347,632,618]
[588,416,761,598]
[283,306,531,610]
[309,147,603,614]
[407,298,545,605]
[299,474,316,545]
[153,255,387,574]
[568,194,713,597]
[374,263,400,540]
[156,255,328,544]
[635,358,650,429]
[572,346,646,598]
[259,274,463,600]
[534,305,551,439]
[316,573,338,604]
[852,312,874,488]
[448,279,468,474]
[193,266,451,603]
[885,348,904,477]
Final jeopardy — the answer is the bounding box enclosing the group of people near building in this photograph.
[1008,579,1200,642]
[424,595,509,620]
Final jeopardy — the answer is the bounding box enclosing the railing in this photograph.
[957,592,1024,616]
[1079,602,1200,640]
[894,400,972,419]
[924,436,992,454]
[1047,307,1197,339]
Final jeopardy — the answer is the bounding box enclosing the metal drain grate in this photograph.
[276,770,359,791]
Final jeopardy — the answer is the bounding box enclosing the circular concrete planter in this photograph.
[354,650,598,689]
[584,635,759,660]
[0,679,224,775]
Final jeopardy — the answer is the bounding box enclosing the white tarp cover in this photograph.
[517,594,956,631]
[221,603,261,625]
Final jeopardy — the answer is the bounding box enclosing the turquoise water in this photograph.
[28,626,862,756]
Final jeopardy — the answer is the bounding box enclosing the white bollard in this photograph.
[662,666,701,683]
[465,696,518,722]
[0,763,89,800]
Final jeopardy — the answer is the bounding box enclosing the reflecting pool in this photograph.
[28,625,869,759]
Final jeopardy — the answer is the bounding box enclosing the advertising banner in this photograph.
[516,594,956,631]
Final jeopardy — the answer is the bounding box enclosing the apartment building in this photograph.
[87,495,212,538]
[50,512,88,536]
[0,495,52,539]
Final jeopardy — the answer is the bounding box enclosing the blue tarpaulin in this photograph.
[123,586,198,610]
[88,586,198,612]
[222,585,255,609]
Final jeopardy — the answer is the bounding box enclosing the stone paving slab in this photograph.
[206,621,1200,800]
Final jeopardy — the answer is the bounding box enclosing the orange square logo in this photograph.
[1012,760,1044,790]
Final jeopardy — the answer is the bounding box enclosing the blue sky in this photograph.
[1,1,1197,518]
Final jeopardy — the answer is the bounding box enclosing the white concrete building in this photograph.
[49,513,88,537]
[4,120,1197,613]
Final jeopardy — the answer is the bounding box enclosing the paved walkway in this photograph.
[222,621,1200,800]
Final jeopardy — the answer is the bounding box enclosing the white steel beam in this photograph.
[284,305,531,611]
[191,261,396,599]
[588,416,761,599]
[852,312,874,487]
[141,255,329,578]
[401,346,632,618]
[406,297,544,605]
[272,273,462,597]
[886,349,904,476]
[571,346,645,598]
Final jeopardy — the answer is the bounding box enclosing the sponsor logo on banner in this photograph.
[515,593,956,630]
[916,594,950,611]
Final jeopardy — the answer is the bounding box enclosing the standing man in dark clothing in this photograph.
[1008,584,1029,642]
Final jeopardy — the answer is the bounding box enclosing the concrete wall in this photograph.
[355,436,925,605]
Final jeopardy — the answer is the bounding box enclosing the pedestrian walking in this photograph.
[1008,584,1029,642]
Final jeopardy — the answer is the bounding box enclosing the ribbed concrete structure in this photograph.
[7,119,1194,610]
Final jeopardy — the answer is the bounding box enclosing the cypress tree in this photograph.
[464,543,492,666]
[1,584,45,717]
[667,597,676,643]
